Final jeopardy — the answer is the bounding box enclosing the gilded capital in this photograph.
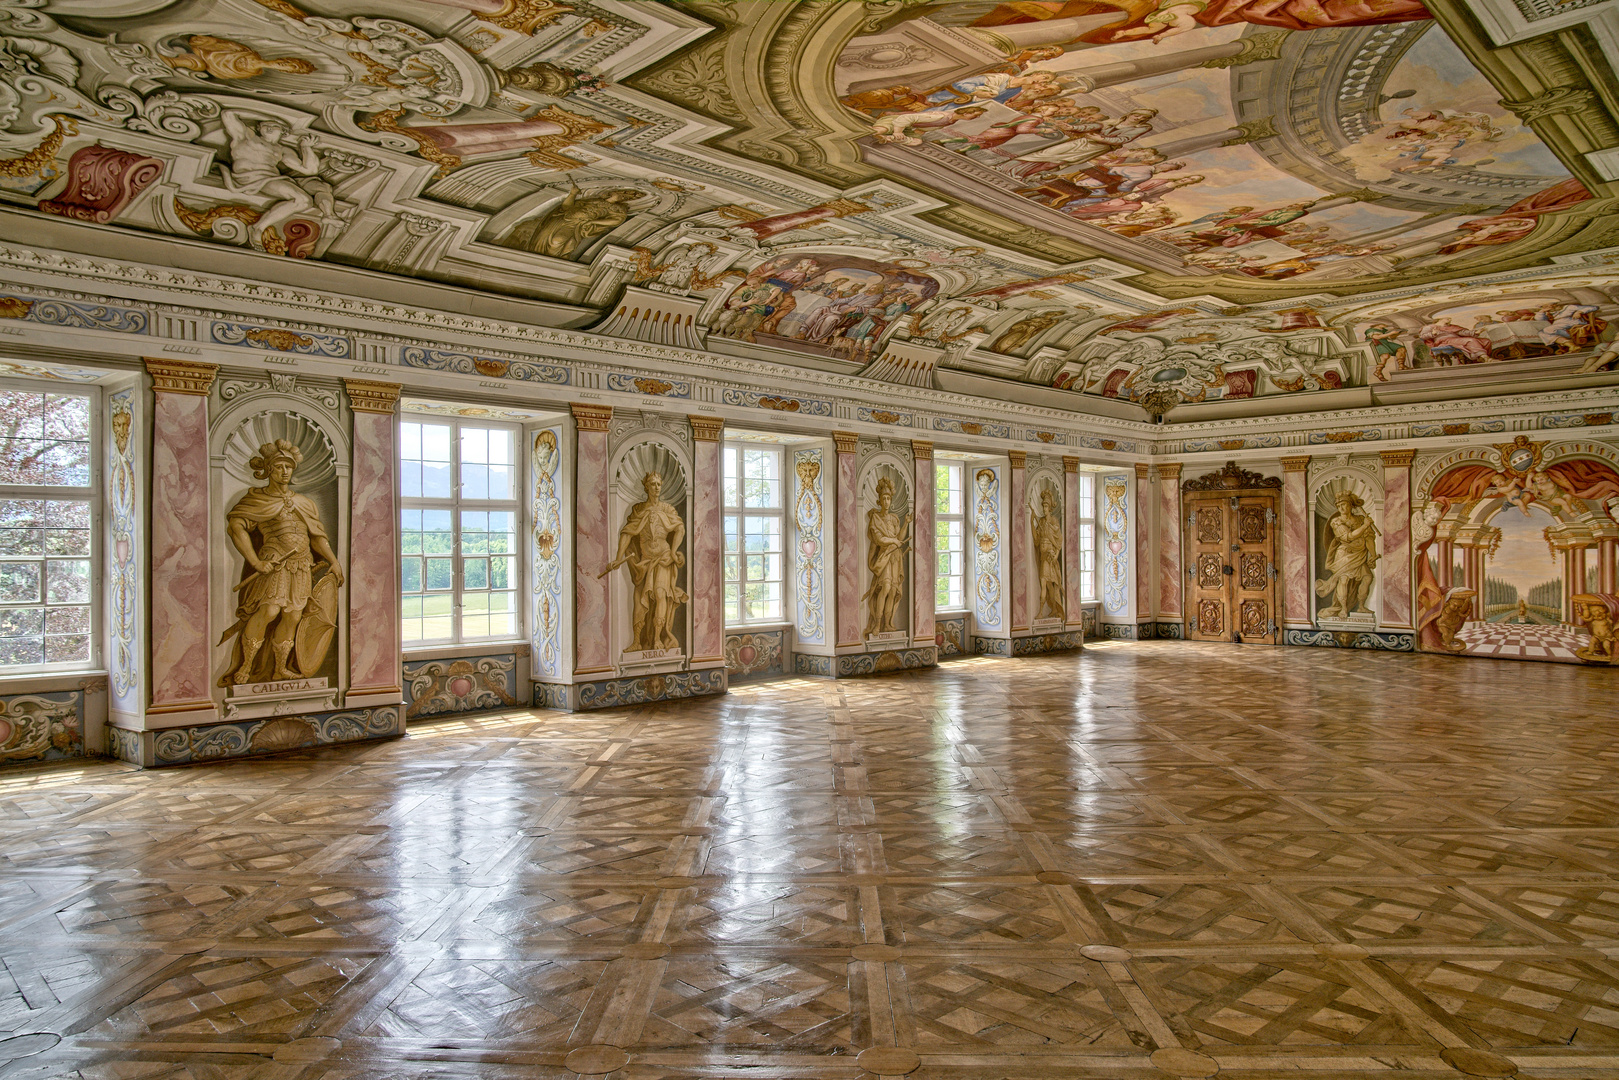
[1062,456,1079,473]
[1281,455,1311,473]
[1157,462,1182,480]
[688,415,724,442]
[144,358,218,396]
[1134,462,1151,478]
[1008,450,1026,469]
[1379,449,1417,468]
[911,439,933,461]
[344,379,401,414]
[572,403,612,432]
[832,430,860,456]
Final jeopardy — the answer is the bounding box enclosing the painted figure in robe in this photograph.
[1032,487,1065,620]
[1315,490,1379,618]
[863,476,913,635]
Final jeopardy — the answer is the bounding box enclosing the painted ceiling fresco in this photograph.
[0,0,1615,418]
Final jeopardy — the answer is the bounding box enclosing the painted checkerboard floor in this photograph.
[1456,621,1589,661]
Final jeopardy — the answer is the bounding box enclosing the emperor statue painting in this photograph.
[218,440,343,686]
[862,476,914,635]
[1032,487,1065,621]
[602,471,688,652]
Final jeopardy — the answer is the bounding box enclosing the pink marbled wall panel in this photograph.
[835,448,860,646]
[1282,472,1310,625]
[574,427,611,672]
[347,411,399,693]
[1156,478,1181,618]
[149,392,212,707]
[1063,470,1081,625]
[912,456,935,641]
[1382,464,1413,628]
[1009,463,1028,629]
[1134,476,1151,617]
[690,437,722,661]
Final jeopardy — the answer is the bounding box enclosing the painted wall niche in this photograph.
[859,456,914,645]
[1312,473,1382,630]
[1027,469,1065,628]
[605,438,690,675]
[210,400,350,721]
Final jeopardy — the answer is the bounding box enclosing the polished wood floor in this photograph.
[3,641,1619,1079]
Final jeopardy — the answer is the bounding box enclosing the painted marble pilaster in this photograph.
[793,447,827,646]
[1062,458,1082,628]
[145,359,217,721]
[1134,463,1152,620]
[1101,475,1129,617]
[1280,456,1311,626]
[532,426,565,679]
[1156,463,1183,619]
[107,385,142,719]
[912,440,935,643]
[833,432,861,648]
[1009,451,1028,631]
[344,381,402,704]
[689,416,725,663]
[573,405,613,675]
[1380,449,1416,629]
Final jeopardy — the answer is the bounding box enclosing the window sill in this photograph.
[936,608,970,616]
[0,668,107,693]
[402,641,526,661]
[724,622,793,634]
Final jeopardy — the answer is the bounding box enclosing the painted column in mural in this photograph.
[1062,457,1083,629]
[1134,463,1152,625]
[1601,538,1617,594]
[1156,463,1182,623]
[1379,449,1416,628]
[833,431,861,648]
[1009,450,1028,631]
[689,416,725,665]
[793,445,827,649]
[912,440,935,644]
[145,359,218,723]
[1280,456,1311,626]
[572,404,613,675]
[344,380,403,707]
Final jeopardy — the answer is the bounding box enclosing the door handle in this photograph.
[1223,564,1233,575]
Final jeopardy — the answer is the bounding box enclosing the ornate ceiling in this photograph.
[0,0,1616,419]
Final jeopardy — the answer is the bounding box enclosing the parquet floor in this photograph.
[3,640,1619,1080]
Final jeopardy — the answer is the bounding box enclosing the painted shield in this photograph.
[295,571,339,676]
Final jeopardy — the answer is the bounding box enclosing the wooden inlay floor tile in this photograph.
[3,640,1618,1078]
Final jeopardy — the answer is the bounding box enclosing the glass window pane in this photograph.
[0,563,40,603]
[425,558,453,590]
[464,557,488,590]
[723,516,740,552]
[0,392,91,487]
[0,607,41,638]
[401,557,422,592]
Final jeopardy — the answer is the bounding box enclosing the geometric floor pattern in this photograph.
[1,639,1617,1078]
[1456,622,1588,661]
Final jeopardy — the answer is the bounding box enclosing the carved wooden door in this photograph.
[1183,493,1278,644]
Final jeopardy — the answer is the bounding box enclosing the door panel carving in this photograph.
[1239,552,1268,591]
[1241,598,1269,638]
[1238,505,1267,543]
[1183,489,1278,644]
